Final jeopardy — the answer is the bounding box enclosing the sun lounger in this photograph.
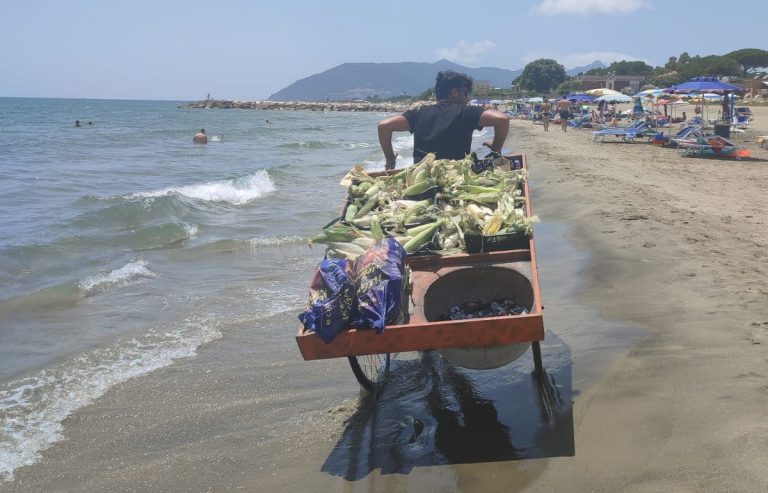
[675,135,749,160]
[591,121,650,143]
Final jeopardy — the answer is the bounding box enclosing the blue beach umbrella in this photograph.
[566,93,596,102]
[666,77,744,121]
[666,77,744,94]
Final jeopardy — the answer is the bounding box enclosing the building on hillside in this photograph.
[473,80,492,96]
[737,74,768,100]
[575,74,646,93]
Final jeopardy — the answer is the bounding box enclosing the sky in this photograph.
[3,0,766,101]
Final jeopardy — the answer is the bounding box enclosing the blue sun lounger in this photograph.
[592,121,650,143]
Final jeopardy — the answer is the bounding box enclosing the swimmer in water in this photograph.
[193,128,208,144]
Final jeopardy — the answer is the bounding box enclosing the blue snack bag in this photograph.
[353,238,407,333]
[298,258,355,343]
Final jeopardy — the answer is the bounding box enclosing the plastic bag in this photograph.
[352,237,407,333]
[298,258,355,343]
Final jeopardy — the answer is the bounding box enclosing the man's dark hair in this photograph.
[200,128,205,133]
[434,71,473,100]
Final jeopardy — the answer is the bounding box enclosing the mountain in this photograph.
[268,59,523,101]
[566,60,606,76]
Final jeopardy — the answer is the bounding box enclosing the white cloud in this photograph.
[521,50,651,69]
[531,0,652,15]
[434,40,496,64]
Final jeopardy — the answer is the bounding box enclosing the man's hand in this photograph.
[385,154,398,170]
[378,115,410,171]
[479,110,510,154]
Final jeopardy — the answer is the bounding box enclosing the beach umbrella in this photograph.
[666,77,744,95]
[666,77,744,122]
[566,93,596,102]
[594,93,632,103]
[585,88,622,97]
[634,88,663,98]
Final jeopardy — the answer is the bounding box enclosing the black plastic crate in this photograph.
[465,231,530,253]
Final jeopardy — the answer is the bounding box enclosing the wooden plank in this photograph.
[296,313,544,360]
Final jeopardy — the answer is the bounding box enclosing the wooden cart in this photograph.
[296,155,545,390]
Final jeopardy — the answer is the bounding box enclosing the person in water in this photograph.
[377,70,509,170]
[193,128,208,144]
[75,120,82,127]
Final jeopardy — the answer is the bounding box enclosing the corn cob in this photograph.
[344,204,358,223]
[402,220,442,254]
[309,224,361,245]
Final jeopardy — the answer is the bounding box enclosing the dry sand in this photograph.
[517,104,768,490]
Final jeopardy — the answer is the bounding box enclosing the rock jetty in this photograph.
[178,99,422,112]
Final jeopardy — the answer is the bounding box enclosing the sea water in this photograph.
[0,97,501,480]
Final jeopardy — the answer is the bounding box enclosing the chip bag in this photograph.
[298,258,355,343]
[352,237,407,333]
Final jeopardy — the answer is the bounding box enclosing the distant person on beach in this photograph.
[193,128,208,144]
[207,93,211,100]
[377,70,509,170]
[556,96,570,132]
[75,120,82,127]
[540,100,551,132]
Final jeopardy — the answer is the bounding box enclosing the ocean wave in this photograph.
[129,170,275,206]
[181,235,305,255]
[276,140,334,149]
[0,317,222,481]
[0,260,155,316]
[78,259,156,294]
[122,222,198,250]
[276,140,372,150]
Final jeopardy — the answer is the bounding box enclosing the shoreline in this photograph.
[178,99,420,112]
[512,108,768,489]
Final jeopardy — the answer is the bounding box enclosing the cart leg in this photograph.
[532,340,543,375]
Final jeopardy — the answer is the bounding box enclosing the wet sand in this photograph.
[5,106,768,492]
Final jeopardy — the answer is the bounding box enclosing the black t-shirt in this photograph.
[403,102,484,162]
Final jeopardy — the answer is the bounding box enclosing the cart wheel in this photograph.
[348,354,390,391]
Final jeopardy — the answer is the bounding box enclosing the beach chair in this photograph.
[676,135,748,160]
[591,121,649,143]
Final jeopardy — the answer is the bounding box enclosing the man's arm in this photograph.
[479,110,510,153]
[377,115,411,169]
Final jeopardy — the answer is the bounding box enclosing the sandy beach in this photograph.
[518,104,768,490]
[4,105,768,492]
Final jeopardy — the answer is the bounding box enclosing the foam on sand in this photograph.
[0,317,222,481]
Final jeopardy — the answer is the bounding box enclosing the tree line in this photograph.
[515,48,768,96]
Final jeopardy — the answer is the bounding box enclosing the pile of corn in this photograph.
[310,153,538,260]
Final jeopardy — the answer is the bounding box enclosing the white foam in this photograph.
[182,223,199,238]
[0,317,222,481]
[247,235,303,247]
[246,286,305,319]
[341,142,374,149]
[78,259,156,294]
[130,170,275,206]
[392,134,413,153]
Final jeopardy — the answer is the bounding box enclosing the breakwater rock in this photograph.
[178,99,424,112]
